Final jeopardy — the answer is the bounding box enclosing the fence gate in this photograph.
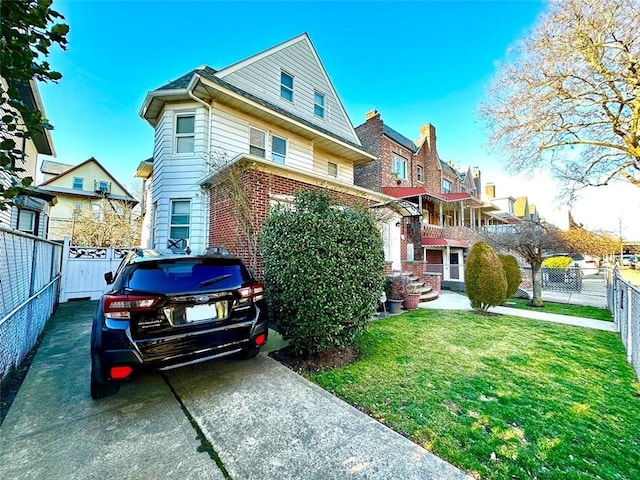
[59,238,130,302]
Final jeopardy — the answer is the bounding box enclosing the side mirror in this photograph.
[104,271,114,285]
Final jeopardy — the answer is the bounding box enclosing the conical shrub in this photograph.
[499,254,522,299]
[465,241,507,312]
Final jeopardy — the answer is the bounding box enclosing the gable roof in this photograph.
[383,125,418,153]
[141,34,370,161]
[39,157,136,201]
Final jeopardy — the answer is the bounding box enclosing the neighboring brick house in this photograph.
[137,33,401,279]
[354,110,509,287]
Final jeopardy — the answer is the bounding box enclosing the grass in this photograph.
[311,310,640,480]
[505,298,613,322]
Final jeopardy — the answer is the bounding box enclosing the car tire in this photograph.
[90,356,120,399]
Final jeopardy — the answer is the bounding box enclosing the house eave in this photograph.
[140,88,191,126]
[198,154,393,204]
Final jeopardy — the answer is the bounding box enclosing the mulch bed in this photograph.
[269,344,360,375]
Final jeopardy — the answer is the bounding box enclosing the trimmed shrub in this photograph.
[499,254,522,299]
[543,256,573,268]
[261,190,385,356]
[465,241,508,312]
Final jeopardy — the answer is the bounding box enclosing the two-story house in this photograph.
[0,78,57,237]
[137,33,403,278]
[354,110,495,287]
[38,157,138,240]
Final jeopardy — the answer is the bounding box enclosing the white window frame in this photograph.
[72,177,83,190]
[442,179,453,194]
[91,203,104,221]
[393,155,408,180]
[314,91,325,118]
[249,126,267,158]
[17,209,36,234]
[327,161,338,178]
[169,199,191,240]
[280,70,294,102]
[417,165,424,183]
[271,135,287,164]
[175,114,195,154]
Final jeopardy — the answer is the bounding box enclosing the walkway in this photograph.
[0,301,470,480]
[421,290,617,332]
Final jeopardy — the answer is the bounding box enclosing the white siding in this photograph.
[151,103,209,254]
[312,149,354,185]
[218,39,359,146]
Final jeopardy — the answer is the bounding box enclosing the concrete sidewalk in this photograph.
[0,302,470,480]
[421,291,617,332]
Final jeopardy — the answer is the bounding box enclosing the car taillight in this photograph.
[104,295,159,319]
[585,260,595,264]
[238,283,265,302]
[110,366,133,380]
[254,333,267,347]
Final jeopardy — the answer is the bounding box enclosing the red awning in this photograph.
[383,187,479,205]
[421,237,469,248]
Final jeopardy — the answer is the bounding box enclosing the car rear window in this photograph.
[126,259,251,293]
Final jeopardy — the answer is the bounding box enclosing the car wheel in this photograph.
[90,355,120,399]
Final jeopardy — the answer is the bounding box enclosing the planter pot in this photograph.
[387,299,403,314]
[403,293,421,310]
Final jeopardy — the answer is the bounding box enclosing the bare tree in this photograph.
[70,199,139,247]
[482,221,566,306]
[480,0,640,196]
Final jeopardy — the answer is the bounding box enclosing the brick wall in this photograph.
[209,168,375,282]
[354,112,383,192]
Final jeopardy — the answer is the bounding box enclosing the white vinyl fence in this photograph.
[607,268,640,379]
[59,237,130,302]
[0,228,62,380]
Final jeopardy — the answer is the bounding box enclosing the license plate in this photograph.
[186,304,218,322]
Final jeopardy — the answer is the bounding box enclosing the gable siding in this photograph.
[150,104,209,253]
[219,40,359,145]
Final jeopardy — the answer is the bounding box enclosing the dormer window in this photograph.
[314,91,325,118]
[280,71,294,102]
[442,179,453,194]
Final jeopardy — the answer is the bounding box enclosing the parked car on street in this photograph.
[90,249,268,399]
[570,254,600,275]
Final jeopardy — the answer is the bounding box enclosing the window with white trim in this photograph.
[175,114,195,154]
[92,204,104,221]
[17,210,36,234]
[327,162,338,178]
[417,165,424,182]
[73,177,83,190]
[280,71,294,102]
[393,155,408,180]
[170,199,191,240]
[442,179,453,194]
[272,135,287,164]
[314,91,325,118]
[249,127,266,158]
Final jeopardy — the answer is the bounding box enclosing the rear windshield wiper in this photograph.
[199,274,233,288]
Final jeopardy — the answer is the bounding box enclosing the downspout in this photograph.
[187,76,213,252]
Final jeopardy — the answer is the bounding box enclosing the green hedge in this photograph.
[465,241,507,312]
[499,254,522,299]
[261,190,385,356]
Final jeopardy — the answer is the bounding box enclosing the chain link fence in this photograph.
[606,268,640,379]
[0,228,62,380]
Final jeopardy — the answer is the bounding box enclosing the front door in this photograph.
[449,252,460,280]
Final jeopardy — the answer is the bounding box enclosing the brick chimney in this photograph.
[485,183,496,199]
[419,123,437,151]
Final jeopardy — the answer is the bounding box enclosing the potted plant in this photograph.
[403,283,422,310]
[386,275,407,313]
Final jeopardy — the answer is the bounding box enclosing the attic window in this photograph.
[280,71,294,102]
[314,91,325,118]
[73,177,84,190]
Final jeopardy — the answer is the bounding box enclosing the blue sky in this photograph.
[38,0,640,238]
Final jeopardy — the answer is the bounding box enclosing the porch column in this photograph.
[445,245,451,281]
[439,203,443,226]
[460,201,465,228]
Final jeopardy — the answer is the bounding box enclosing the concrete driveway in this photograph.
[0,301,470,480]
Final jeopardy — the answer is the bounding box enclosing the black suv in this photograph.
[90,249,268,399]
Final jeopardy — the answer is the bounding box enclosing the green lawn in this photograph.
[505,298,614,322]
[311,310,640,480]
